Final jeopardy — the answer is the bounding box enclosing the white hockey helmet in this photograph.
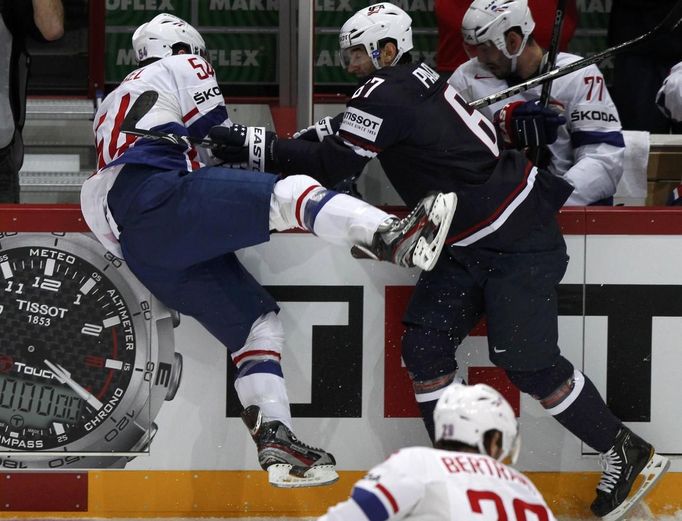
[461,0,535,59]
[132,13,206,63]
[339,3,413,70]
[434,382,521,463]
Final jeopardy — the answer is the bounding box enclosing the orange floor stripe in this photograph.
[0,471,678,518]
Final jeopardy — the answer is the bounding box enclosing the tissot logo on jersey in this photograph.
[341,108,383,142]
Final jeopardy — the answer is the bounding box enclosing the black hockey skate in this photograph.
[241,405,338,488]
[591,427,670,521]
[351,192,456,271]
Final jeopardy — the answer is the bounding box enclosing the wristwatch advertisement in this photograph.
[0,232,182,469]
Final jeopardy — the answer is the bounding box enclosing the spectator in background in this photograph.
[608,0,682,133]
[435,0,578,75]
[0,0,64,203]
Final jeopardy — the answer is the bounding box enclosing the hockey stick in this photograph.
[538,0,567,108]
[532,0,567,166]
[120,90,213,147]
[470,0,682,109]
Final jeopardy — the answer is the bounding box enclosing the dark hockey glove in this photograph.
[332,174,363,199]
[292,114,342,142]
[209,124,278,172]
[493,99,566,149]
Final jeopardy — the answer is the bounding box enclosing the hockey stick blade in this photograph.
[471,0,682,109]
[120,90,158,132]
[120,90,213,147]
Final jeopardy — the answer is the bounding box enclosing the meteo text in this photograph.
[28,249,76,264]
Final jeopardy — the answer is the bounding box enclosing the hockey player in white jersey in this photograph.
[79,13,456,488]
[319,382,557,521]
[449,0,625,206]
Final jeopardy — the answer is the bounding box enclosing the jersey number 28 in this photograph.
[467,489,551,521]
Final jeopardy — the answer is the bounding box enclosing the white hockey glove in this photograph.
[292,116,339,142]
[209,124,278,172]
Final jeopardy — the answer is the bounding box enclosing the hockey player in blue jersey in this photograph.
[208,2,668,516]
[80,13,456,488]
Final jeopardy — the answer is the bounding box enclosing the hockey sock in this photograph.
[269,175,390,245]
[310,192,391,246]
[544,370,621,452]
[232,312,292,428]
[234,368,292,429]
[417,399,437,444]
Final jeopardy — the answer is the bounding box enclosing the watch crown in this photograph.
[165,352,183,401]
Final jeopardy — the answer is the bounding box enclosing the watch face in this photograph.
[0,233,152,455]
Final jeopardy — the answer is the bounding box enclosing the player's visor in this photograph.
[338,45,370,69]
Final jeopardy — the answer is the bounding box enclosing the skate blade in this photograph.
[267,463,339,488]
[600,453,670,521]
[412,192,457,271]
